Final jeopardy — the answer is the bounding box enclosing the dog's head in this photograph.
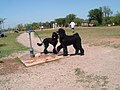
[56,28,66,36]
[52,32,58,39]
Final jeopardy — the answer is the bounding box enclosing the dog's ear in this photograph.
[54,32,58,38]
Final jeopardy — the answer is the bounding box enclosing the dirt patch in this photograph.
[0,58,24,75]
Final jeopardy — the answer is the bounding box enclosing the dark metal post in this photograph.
[27,26,35,58]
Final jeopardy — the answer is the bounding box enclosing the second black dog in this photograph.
[57,28,84,56]
[37,32,58,54]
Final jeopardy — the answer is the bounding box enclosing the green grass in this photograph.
[0,33,28,59]
[75,68,109,89]
[0,79,10,85]
[36,26,120,49]
[35,29,57,38]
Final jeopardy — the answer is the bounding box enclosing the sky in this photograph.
[0,0,120,28]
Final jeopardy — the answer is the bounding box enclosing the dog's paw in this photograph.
[80,53,84,56]
[53,49,58,54]
[63,54,68,56]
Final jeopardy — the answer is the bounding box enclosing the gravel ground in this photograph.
[0,32,120,90]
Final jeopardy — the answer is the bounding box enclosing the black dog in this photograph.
[57,28,84,56]
[37,32,58,54]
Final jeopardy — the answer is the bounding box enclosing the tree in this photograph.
[17,24,24,31]
[109,16,115,25]
[88,8,103,25]
[45,22,51,28]
[55,18,66,27]
[101,6,113,24]
[31,22,40,30]
[65,14,76,23]
[49,21,55,28]
[114,12,120,25]
[102,6,113,18]
[0,18,6,29]
[74,18,84,26]
[24,22,39,30]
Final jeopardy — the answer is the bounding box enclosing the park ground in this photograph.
[0,27,120,90]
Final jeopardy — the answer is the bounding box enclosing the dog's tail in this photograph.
[37,43,43,46]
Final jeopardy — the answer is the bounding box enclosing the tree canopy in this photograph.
[114,12,120,25]
[88,8,103,25]
[65,14,76,23]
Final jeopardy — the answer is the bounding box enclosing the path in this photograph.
[17,32,44,52]
[0,32,120,90]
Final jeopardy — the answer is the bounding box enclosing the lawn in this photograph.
[36,26,120,49]
[0,33,28,59]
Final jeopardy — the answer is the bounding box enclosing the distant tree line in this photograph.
[15,13,84,31]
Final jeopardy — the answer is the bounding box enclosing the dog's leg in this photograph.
[80,48,84,55]
[73,44,79,54]
[63,46,68,56]
[57,45,62,52]
[53,45,58,54]
[79,44,84,55]
[44,43,49,54]
[53,48,57,54]
[44,49,49,54]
